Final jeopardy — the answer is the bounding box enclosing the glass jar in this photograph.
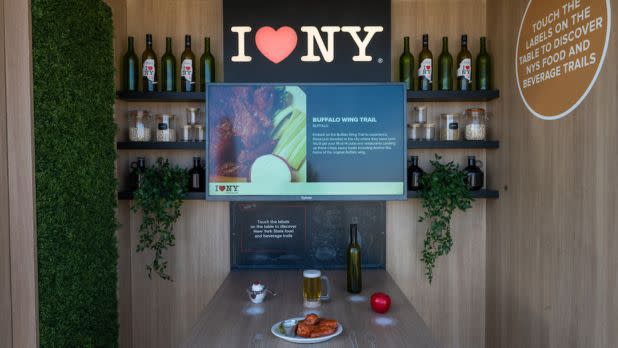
[193,124,205,142]
[423,123,436,141]
[464,108,488,140]
[408,124,422,140]
[128,110,152,142]
[440,113,461,141]
[156,114,177,142]
[186,107,201,125]
[180,124,192,142]
[413,106,427,124]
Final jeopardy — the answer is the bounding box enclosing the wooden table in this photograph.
[183,270,438,347]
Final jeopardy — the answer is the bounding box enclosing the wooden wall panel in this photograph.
[3,0,38,346]
[486,1,618,347]
[387,1,488,348]
[0,0,13,345]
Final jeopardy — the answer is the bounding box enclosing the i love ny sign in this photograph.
[223,0,391,82]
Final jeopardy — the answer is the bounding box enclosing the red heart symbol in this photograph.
[465,66,470,70]
[255,26,297,64]
[148,66,154,71]
[186,66,192,70]
[426,65,431,70]
[218,185,226,191]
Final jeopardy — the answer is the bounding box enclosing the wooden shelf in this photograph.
[407,140,499,149]
[117,91,205,102]
[117,141,205,150]
[407,90,499,102]
[118,191,205,200]
[408,189,499,199]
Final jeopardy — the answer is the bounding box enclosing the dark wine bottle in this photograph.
[399,36,414,90]
[456,35,473,91]
[347,223,362,293]
[476,37,491,90]
[129,157,146,191]
[142,34,158,92]
[438,37,453,91]
[417,34,433,91]
[161,37,177,92]
[188,157,205,192]
[464,156,484,190]
[123,36,139,92]
[200,37,215,91]
[180,35,196,92]
[408,156,425,191]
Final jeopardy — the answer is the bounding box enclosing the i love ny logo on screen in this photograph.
[223,0,391,82]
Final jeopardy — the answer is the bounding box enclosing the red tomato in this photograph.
[370,292,391,313]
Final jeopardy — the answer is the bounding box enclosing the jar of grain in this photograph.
[156,114,176,142]
[128,110,152,142]
[440,113,461,141]
[464,108,488,140]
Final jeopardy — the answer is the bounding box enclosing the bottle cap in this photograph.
[146,34,152,44]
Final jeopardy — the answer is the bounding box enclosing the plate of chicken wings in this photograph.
[271,313,343,344]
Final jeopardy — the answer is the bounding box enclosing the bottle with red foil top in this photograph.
[456,34,473,91]
[417,34,433,91]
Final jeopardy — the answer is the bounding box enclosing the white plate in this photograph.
[271,317,343,344]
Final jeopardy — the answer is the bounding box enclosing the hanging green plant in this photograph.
[419,155,473,283]
[131,158,188,281]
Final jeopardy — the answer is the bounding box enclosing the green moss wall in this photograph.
[32,0,118,346]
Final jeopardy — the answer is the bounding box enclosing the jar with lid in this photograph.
[439,113,461,140]
[156,114,177,142]
[464,108,488,140]
[128,110,152,142]
[413,106,428,124]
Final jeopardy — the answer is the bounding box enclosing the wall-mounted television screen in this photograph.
[206,83,407,201]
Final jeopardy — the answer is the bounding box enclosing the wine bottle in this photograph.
[456,35,473,91]
[399,36,414,90]
[476,37,491,90]
[188,157,205,192]
[347,223,362,293]
[142,34,158,92]
[123,37,139,92]
[200,37,215,91]
[437,37,453,91]
[417,34,433,91]
[161,37,177,92]
[408,156,425,191]
[129,157,146,191]
[180,35,196,92]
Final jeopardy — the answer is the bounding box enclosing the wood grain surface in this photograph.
[2,0,38,346]
[0,0,13,345]
[486,0,618,347]
[183,270,438,348]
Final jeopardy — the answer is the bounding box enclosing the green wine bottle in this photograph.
[417,34,433,91]
[123,36,139,92]
[476,37,491,90]
[141,34,158,92]
[161,37,177,92]
[200,37,215,91]
[180,35,196,92]
[438,36,453,91]
[347,223,362,293]
[399,36,414,91]
[456,35,473,91]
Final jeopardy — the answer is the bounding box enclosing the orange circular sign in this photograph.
[516,0,611,120]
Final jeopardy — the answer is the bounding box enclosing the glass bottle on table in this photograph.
[181,35,196,92]
[347,223,362,293]
[417,34,433,91]
[141,34,158,92]
[123,36,139,92]
[161,37,177,92]
[399,36,414,90]
[438,36,453,91]
[200,37,215,91]
[456,34,473,91]
[476,37,491,90]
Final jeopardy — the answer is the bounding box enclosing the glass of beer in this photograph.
[303,270,330,308]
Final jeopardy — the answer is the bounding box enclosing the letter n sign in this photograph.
[223,0,391,82]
